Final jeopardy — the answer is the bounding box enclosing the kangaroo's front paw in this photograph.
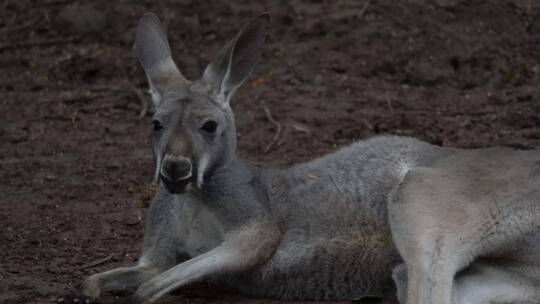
[113,294,144,304]
[55,293,93,304]
[80,275,102,301]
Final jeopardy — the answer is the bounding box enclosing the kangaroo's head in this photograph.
[136,13,269,194]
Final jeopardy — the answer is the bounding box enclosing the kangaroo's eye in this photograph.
[201,120,218,133]
[152,120,163,132]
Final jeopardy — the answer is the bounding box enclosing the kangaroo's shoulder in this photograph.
[284,135,446,195]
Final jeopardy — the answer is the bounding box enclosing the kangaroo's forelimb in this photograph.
[131,221,280,303]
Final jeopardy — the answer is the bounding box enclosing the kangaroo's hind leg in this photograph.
[455,229,540,303]
[392,259,540,304]
[389,169,469,304]
[453,259,540,304]
[389,167,540,304]
[80,191,188,301]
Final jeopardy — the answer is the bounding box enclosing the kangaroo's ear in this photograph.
[202,13,269,106]
[136,13,187,107]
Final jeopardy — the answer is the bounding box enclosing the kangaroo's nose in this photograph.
[161,155,192,181]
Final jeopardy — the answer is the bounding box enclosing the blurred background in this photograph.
[1,0,540,303]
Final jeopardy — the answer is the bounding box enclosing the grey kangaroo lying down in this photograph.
[69,13,540,304]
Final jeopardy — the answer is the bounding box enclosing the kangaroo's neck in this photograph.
[203,156,257,189]
[198,156,271,225]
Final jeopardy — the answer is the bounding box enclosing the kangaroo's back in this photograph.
[276,136,450,225]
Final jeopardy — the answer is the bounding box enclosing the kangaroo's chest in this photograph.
[179,199,226,257]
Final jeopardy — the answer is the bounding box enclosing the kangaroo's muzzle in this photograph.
[159,155,192,193]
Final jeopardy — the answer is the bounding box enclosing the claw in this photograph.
[56,294,93,304]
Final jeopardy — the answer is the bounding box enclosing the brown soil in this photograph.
[2,1,540,303]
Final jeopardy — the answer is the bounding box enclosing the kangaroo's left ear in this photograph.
[202,13,269,106]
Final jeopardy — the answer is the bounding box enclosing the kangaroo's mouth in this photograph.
[157,154,197,194]
[156,154,207,194]
[159,173,193,194]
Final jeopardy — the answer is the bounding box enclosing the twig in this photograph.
[0,37,80,52]
[47,52,74,73]
[42,0,75,4]
[263,104,282,154]
[80,100,121,113]
[49,83,149,118]
[80,254,115,270]
[385,91,393,112]
[358,0,371,18]
[2,0,9,18]
[40,92,107,105]
[1,15,41,34]
[126,83,149,119]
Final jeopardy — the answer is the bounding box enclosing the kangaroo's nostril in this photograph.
[162,157,192,181]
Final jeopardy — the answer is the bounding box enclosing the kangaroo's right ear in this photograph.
[136,13,187,107]
[202,13,269,107]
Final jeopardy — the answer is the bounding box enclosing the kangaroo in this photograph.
[67,13,540,304]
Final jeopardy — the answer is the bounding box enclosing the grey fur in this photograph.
[389,148,540,304]
[79,13,540,304]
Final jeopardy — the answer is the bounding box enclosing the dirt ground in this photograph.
[2,0,540,303]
